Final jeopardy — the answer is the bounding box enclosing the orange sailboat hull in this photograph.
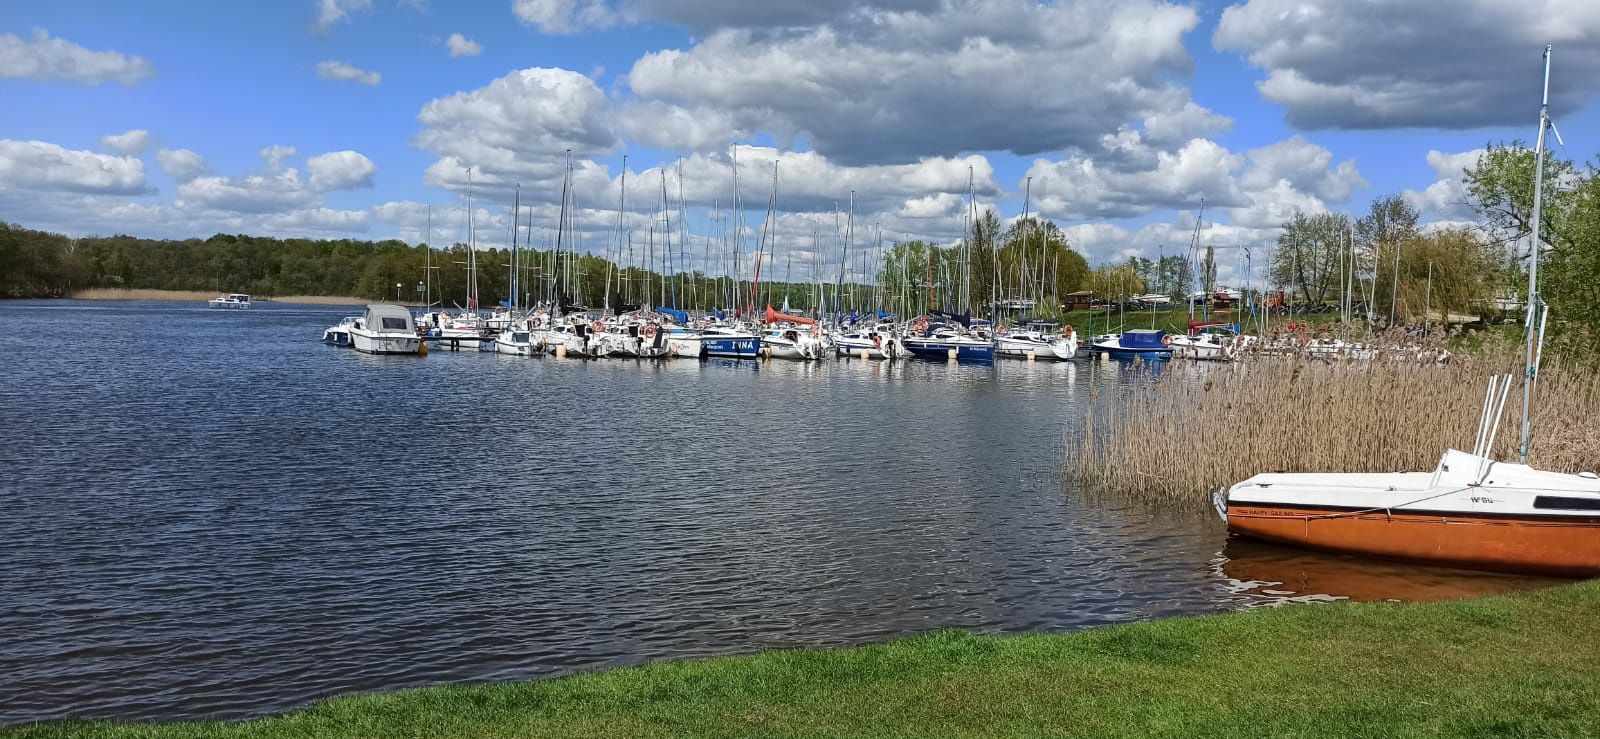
[1227,504,1600,578]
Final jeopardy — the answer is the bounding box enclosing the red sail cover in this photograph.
[765,306,816,325]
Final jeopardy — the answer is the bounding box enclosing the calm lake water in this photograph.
[0,299,1563,725]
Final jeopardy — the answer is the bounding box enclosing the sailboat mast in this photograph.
[607,155,626,312]
[510,183,520,311]
[1519,44,1553,464]
[466,167,477,311]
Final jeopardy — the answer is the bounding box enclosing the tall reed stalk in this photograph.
[1078,343,1600,506]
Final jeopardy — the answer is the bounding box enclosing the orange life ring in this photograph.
[589,320,604,333]
[1062,324,1074,336]
[641,324,657,339]
[1161,334,1173,346]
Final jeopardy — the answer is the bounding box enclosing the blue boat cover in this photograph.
[657,306,689,324]
[1121,329,1168,349]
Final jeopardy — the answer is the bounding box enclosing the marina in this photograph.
[0,298,1564,726]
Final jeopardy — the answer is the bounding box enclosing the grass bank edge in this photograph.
[14,579,1600,738]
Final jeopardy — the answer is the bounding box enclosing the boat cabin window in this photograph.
[512,332,530,343]
[381,317,409,330]
[1532,496,1600,511]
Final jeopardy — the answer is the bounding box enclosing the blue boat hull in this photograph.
[701,336,761,358]
[903,340,994,363]
[1094,345,1172,360]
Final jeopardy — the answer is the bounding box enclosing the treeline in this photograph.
[878,212,1091,317]
[0,223,882,312]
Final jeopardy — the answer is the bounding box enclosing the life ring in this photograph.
[1161,334,1172,346]
[871,333,882,347]
[641,324,657,339]
[997,324,1007,334]
[1062,324,1073,337]
[589,320,604,333]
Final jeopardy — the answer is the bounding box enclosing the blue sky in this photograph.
[3,0,1598,277]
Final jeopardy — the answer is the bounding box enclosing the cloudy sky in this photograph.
[4,0,1599,281]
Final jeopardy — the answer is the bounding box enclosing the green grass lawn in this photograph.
[14,580,1600,738]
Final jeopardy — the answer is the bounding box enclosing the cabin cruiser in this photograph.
[661,325,704,359]
[208,293,251,309]
[321,316,359,346]
[1090,329,1173,359]
[349,304,423,355]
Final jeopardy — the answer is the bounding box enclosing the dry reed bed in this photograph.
[1078,347,1600,506]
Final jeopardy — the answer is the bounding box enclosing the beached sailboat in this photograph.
[1217,48,1600,577]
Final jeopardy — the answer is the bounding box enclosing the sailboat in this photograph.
[1215,47,1600,577]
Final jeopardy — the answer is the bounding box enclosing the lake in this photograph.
[0,299,1559,725]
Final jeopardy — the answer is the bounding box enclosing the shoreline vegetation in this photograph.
[10,581,1600,737]
[1078,338,1600,505]
[65,288,372,305]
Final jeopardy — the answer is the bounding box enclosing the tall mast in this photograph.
[424,205,433,308]
[607,155,626,312]
[731,145,741,315]
[510,183,520,311]
[466,167,477,311]
[750,159,777,317]
[1519,45,1554,464]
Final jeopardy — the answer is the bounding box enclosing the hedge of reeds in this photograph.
[1078,333,1600,505]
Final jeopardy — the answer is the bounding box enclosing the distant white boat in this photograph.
[349,304,423,355]
[208,293,251,309]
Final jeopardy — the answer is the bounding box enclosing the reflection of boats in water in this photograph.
[1218,538,1569,604]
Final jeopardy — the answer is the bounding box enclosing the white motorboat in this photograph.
[834,323,902,360]
[1170,325,1255,362]
[208,293,251,309]
[662,325,704,359]
[349,304,423,355]
[321,316,359,346]
[1218,447,1600,577]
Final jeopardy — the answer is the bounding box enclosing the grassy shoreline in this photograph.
[12,580,1599,737]
[63,288,372,305]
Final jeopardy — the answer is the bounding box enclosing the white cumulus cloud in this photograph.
[513,0,618,34]
[316,59,381,86]
[0,139,147,195]
[0,29,154,85]
[156,149,207,182]
[307,150,377,190]
[101,129,151,155]
[445,33,482,57]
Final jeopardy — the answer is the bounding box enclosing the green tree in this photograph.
[1272,212,1351,306]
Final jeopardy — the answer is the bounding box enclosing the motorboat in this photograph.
[208,293,251,309]
[1089,329,1173,359]
[349,304,423,355]
[1217,448,1600,577]
[322,316,359,346]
